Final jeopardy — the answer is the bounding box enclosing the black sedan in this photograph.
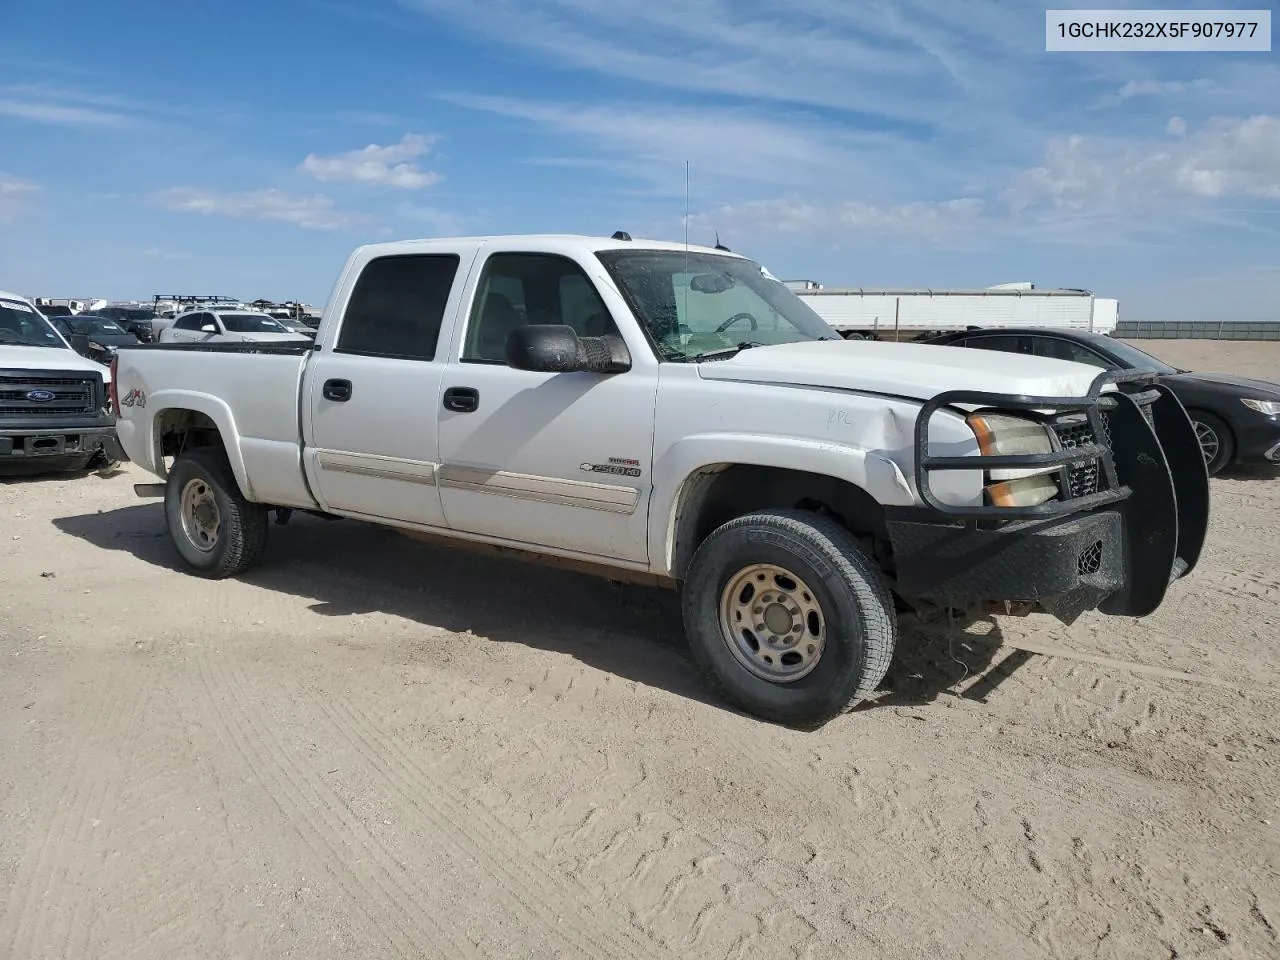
[52,315,141,366]
[923,327,1280,476]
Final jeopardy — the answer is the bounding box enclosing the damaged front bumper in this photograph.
[0,416,126,468]
[887,370,1210,624]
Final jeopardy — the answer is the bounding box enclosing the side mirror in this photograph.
[200,324,217,333]
[69,333,91,356]
[506,324,631,374]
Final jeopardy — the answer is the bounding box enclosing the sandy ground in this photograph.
[1,340,1278,960]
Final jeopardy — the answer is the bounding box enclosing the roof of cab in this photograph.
[352,233,747,260]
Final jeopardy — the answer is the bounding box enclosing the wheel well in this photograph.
[156,409,225,461]
[671,464,891,578]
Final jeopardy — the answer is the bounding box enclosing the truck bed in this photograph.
[113,343,319,509]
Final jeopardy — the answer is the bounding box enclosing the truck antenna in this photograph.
[683,160,690,323]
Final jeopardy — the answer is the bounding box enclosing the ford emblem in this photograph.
[25,389,56,403]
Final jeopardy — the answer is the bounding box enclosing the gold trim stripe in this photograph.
[438,465,639,515]
[316,450,437,485]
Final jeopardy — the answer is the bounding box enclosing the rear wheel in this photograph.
[1188,410,1234,477]
[681,509,896,727]
[164,447,268,577]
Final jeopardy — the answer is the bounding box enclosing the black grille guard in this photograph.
[912,367,1161,520]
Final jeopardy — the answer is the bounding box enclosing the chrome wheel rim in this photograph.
[179,478,220,553]
[1193,421,1220,465]
[718,563,826,683]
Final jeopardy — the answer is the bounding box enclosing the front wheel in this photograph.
[681,509,897,727]
[1188,410,1234,477]
[164,448,269,578]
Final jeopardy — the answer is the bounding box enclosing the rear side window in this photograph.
[1029,336,1115,369]
[336,254,460,361]
[964,335,1023,354]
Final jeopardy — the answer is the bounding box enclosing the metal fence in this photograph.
[1114,320,1280,340]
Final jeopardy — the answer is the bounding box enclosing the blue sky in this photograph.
[1,0,1277,320]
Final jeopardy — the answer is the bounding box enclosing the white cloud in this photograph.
[1094,78,1214,109]
[404,0,1038,136]
[153,187,370,230]
[442,93,936,198]
[1004,115,1280,214]
[0,98,131,127]
[300,134,442,189]
[391,203,478,236]
[0,173,40,221]
[690,197,985,243]
[1118,78,1212,100]
[1167,116,1187,137]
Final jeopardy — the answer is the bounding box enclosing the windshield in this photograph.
[219,313,288,333]
[595,250,838,360]
[114,307,156,321]
[1092,336,1178,375]
[0,299,68,348]
[68,317,128,336]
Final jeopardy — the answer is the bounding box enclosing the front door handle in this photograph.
[443,386,479,413]
[322,378,352,402]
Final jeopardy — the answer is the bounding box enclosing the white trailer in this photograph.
[786,281,1119,340]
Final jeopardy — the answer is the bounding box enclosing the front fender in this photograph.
[648,433,913,577]
[146,390,254,500]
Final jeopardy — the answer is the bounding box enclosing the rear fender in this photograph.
[149,390,252,499]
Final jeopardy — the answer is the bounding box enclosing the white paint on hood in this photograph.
[695,340,1101,401]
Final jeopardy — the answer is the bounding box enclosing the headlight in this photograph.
[966,412,1060,507]
[1242,398,1280,415]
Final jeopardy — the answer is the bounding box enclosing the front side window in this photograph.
[462,253,619,363]
[595,250,836,361]
[336,254,460,361]
[0,299,68,348]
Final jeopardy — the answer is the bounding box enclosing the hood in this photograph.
[0,344,112,382]
[1163,370,1280,398]
[695,340,1103,401]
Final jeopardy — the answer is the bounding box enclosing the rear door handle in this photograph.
[443,386,479,413]
[322,378,352,402]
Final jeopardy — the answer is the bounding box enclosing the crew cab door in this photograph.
[435,247,658,563]
[301,247,477,527]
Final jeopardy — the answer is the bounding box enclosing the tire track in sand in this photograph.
[307,681,673,960]
[193,651,474,960]
[2,656,155,960]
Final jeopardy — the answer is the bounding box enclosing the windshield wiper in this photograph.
[690,341,766,362]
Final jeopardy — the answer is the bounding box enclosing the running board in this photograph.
[133,483,166,498]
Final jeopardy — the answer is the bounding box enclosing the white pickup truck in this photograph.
[111,234,1209,725]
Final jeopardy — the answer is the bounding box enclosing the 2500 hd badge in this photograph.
[580,456,642,478]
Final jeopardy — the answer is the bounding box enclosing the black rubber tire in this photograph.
[1187,410,1235,477]
[681,508,897,727]
[164,447,269,578]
